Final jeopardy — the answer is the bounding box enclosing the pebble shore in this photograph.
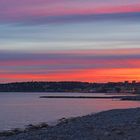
[1,107,140,140]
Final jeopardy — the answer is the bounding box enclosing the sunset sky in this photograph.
[0,0,140,82]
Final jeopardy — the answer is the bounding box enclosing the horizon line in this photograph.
[0,80,139,84]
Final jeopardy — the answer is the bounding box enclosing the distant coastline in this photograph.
[0,81,139,93]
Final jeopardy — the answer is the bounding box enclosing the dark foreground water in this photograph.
[0,92,140,131]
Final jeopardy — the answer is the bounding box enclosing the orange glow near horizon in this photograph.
[1,68,140,83]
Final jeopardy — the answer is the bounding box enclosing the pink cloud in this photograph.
[0,0,140,22]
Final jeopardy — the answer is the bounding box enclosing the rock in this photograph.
[136,117,140,124]
[57,118,69,125]
[115,130,124,135]
[0,131,15,137]
[124,136,133,140]
[104,131,111,136]
[111,127,118,131]
[11,128,23,134]
[39,122,49,128]
[24,122,49,132]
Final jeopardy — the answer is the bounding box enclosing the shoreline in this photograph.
[1,107,140,140]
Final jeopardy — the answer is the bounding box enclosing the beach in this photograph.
[1,107,140,140]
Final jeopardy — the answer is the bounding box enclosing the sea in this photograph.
[0,92,140,131]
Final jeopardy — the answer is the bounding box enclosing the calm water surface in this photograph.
[0,92,140,131]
